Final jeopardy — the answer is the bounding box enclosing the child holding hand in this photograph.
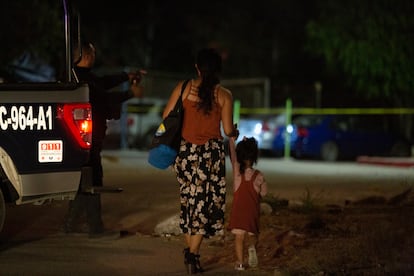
[227,136,268,271]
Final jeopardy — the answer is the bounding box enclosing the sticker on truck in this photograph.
[38,140,63,163]
[0,105,53,131]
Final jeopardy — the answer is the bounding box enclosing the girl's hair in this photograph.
[196,48,222,114]
[236,137,258,174]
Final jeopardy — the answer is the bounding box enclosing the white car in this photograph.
[222,116,263,155]
[257,114,286,156]
[235,117,263,143]
[105,97,167,149]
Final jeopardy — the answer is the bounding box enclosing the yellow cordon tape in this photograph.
[234,102,414,160]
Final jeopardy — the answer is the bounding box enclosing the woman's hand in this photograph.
[229,124,240,140]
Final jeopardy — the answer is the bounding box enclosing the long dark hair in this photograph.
[196,48,222,114]
[236,137,258,174]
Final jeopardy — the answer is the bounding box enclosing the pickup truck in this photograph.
[0,0,92,233]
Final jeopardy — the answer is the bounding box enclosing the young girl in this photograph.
[227,136,268,271]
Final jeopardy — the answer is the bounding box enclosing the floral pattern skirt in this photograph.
[174,138,226,238]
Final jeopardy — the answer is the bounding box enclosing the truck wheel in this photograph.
[0,189,5,233]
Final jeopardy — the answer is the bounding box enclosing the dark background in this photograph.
[1,0,413,109]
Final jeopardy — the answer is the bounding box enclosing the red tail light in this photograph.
[262,121,270,131]
[297,127,309,137]
[58,103,92,149]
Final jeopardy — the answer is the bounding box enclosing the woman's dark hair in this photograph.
[196,48,222,114]
[236,137,258,174]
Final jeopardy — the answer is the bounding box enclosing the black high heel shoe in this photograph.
[187,253,204,274]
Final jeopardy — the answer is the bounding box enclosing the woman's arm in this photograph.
[220,87,238,138]
[229,136,237,166]
[162,81,184,119]
[229,136,241,191]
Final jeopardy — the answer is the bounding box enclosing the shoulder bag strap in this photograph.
[180,79,190,98]
[174,79,190,111]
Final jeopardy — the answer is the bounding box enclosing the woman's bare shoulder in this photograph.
[219,85,232,95]
[217,85,233,103]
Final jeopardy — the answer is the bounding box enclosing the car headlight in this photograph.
[254,123,262,135]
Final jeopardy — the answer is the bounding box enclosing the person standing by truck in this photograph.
[63,41,145,238]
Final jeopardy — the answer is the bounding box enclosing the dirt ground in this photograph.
[207,189,414,275]
[2,151,414,275]
[102,152,414,275]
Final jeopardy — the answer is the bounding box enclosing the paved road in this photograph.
[0,150,413,275]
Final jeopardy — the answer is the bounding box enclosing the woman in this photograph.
[163,48,238,274]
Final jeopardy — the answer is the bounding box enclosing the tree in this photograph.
[305,0,414,106]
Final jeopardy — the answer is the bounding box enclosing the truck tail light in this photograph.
[58,103,92,149]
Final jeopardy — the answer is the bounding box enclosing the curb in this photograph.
[357,156,414,168]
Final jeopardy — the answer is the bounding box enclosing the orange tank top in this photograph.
[182,81,223,145]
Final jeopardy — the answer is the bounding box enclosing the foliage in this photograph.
[298,187,323,213]
[305,0,414,105]
[262,193,289,211]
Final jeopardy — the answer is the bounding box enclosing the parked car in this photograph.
[257,114,286,156]
[236,117,263,142]
[105,97,167,149]
[224,114,286,156]
[222,116,263,154]
[271,114,411,161]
